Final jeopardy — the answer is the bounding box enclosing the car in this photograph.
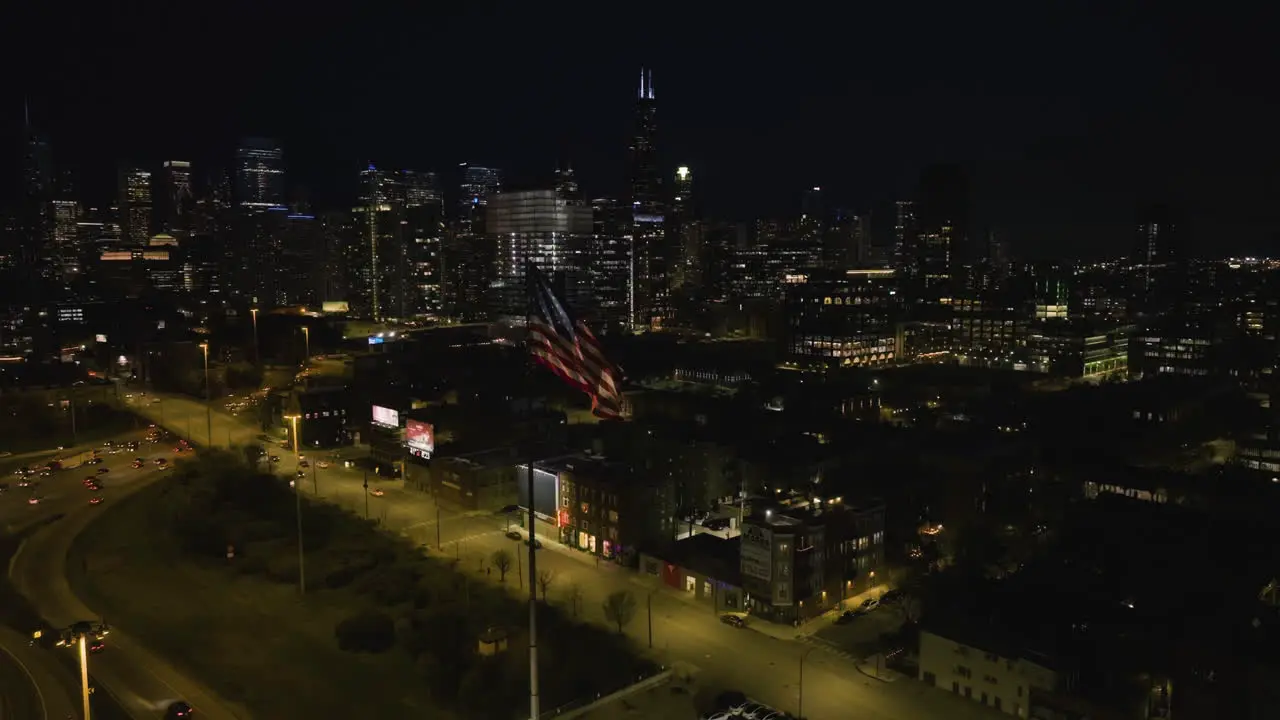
[316,461,331,469]
[97,468,109,474]
[17,479,31,488]
[88,639,106,653]
[703,714,733,720]
[164,701,194,719]
[505,530,523,541]
[89,497,103,505]
[173,447,185,453]
[859,597,879,611]
[85,457,103,465]
[154,458,167,466]
[0,483,8,493]
[269,455,281,463]
[299,460,310,468]
[85,475,98,483]
[86,482,101,490]
[524,537,543,549]
[369,488,385,497]
[834,610,858,624]
[27,496,41,505]
[131,462,143,469]
[719,614,747,628]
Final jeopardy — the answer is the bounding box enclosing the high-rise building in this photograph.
[234,137,285,208]
[156,160,193,236]
[17,109,54,279]
[914,164,969,296]
[669,166,702,293]
[447,163,503,320]
[120,167,153,246]
[51,199,81,280]
[591,198,631,331]
[487,190,593,319]
[628,68,666,329]
[893,200,917,276]
[404,172,445,317]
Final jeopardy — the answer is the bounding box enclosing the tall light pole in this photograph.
[798,647,815,720]
[199,342,212,447]
[286,414,306,595]
[300,326,310,368]
[250,307,259,365]
[78,634,92,720]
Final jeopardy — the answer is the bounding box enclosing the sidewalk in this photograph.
[749,585,889,641]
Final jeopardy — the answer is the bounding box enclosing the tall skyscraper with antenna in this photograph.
[627,67,666,328]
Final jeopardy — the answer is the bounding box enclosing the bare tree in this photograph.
[490,550,513,583]
[537,569,557,601]
[568,583,584,618]
[602,590,638,634]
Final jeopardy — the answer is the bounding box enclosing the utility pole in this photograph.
[647,592,653,649]
[363,473,369,520]
[286,415,306,595]
[799,648,815,720]
[78,634,91,720]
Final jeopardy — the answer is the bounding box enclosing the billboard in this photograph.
[740,523,773,583]
[516,465,559,522]
[372,405,399,427]
[321,301,350,313]
[406,420,434,459]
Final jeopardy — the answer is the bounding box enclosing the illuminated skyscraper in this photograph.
[628,67,666,328]
[234,137,285,208]
[487,190,593,319]
[447,163,503,320]
[120,167,153,246]
[157,160,193,236]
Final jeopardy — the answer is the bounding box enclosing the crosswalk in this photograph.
[796,634,862,663]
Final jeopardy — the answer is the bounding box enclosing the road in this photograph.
[137,392,1003,720]
[4,427,250,720]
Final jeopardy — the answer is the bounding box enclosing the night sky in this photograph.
[9,2,1280,258]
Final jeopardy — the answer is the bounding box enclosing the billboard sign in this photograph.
[740,523,773,583]
[517,465,559,522]
[406,420,434,459]
[372,405,399,427]
[322,301,350,313]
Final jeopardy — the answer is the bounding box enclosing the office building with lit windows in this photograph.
[783,269,900,368]
[487,190,593,320]
[120,168,152,246]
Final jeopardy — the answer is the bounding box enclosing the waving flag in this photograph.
[527,263,622,419]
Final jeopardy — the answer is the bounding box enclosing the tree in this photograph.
[568,583,584,618]
[602,590,637,634]
[491,549,513,583]
[537,569,557,601]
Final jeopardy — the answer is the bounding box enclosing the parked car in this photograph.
[524,537,543,550]
[835,610,859,624]
[89,496,104,505]
[164,701,194,719]
[719,614,747,628]
[505,530,523,541]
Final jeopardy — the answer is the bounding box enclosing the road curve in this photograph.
[9,472,251,720]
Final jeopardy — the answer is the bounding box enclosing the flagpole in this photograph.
[525,261,541,720]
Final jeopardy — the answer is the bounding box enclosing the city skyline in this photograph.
[9,3,1280,259]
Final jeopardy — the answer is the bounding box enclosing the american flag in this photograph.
[526,263,621,419]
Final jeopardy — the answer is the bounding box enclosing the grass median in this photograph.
[66,449,654,719]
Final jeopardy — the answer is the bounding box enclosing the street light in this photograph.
[798,647,815,720]
[250,307,259,365]
[78,634,92,720]
[300,326,310,367]
[199,342,212,447]
[285,414,306,595]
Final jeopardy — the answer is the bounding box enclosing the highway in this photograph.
[138,392,1004,720]
[3,427,250,719]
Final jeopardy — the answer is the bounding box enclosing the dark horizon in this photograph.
[8,2,1280,259]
